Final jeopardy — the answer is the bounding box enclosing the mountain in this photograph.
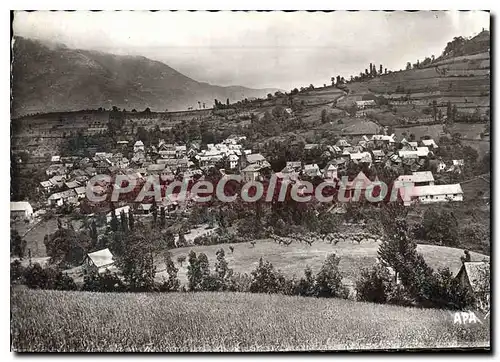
[11,37,278,117]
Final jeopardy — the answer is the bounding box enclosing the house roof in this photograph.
[11,201,32,212]
[246,153,266,164]
[75,186,86,195]
[397,171,435,184]
[134,140,144,147]
[40,181,52,188]
[421,139,438,148]
[416,146,430,157]
[412,184,463,197]
[372,150,385,157]
[87,248,114,268]
[65,181,80,189]
[242,164,264,172]
[459,262,490,293]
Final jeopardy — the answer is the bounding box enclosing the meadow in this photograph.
[158,239,488,287]
[11,288,490,352]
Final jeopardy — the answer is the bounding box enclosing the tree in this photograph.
[11,229,26,259]
[117,234,157,291]
[320,109,328,124]
[160,252,180,292]
[144,107,151,113]
[431,100,438,121]
[250,258,285,294]
[187,251,202,291]
[159,207,166,229]
[128,210,135,231]
[446,101,453,123]
[110,207,119,232]
[226,98,230,106]
[355,264,393,304]
[177,255,186,267]
[314,254,348,298]
[406,62,412,70]
[294,266,316,297]
[151,200,158,226]
[215,248,232,282]
[379,64,383,75]
[120,210,129,233]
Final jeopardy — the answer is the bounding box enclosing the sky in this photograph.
[13,11,490,90]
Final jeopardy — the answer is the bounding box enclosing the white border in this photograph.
[2,2,496,360]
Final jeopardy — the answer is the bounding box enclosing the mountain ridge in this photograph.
[11,36,279,117]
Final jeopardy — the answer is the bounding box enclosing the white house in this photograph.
[407,184,463,206]
[134,140,145,153]
[10,201,34,220]
[396,171,435,187]
[83,248,115,275]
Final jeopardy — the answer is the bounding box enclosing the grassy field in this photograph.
[11,288,490,352]
[158,239,488,287]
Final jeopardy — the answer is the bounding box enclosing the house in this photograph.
[372,149,385,163]
[322,162,338,180]
[65,181,80,190]
[106,205,131,222]
[349,151,372,165]
[175,145,187,158]
[239,153,270,170]
[241,164,265,182]
[51,155,61,163]
[371,134,396,144]
[416,146,431,158]
[40,180,54,192]
[134,140,145,153]
[49,175,66,188]
[302,164,321,178]
[405,183,463,206]
[421,139,438,149]
[11,201,33,220]
[83,248,115,275]
[396,171,435,187]
[281,161,302,174]
[75,186,87,199]
[456,261,490,312]
[48,189,78,207]
[228,154,239,169]
[341,171,378,200]
[336,139,351,148]
[355,100,376,109]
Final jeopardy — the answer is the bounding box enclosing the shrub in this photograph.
[250,258,287,294]
[227,272,252,292]
[293,266,316,297]
[314,254,349,299]
[82,270,126,292]
[355,265,392,304]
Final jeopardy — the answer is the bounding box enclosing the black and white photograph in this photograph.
[9,9,491,352]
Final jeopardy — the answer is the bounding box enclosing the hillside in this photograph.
[11,37,277,117]
[338,30,490,118]
[11,289,489,352]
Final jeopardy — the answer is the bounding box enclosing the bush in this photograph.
[249,258,288,294]
[355,265,393,304]
[314,254,349,299]
[227,273,252,292]
[82,270,126,292]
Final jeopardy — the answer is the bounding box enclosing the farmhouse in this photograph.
[421,139,439,149]
[455,261,490,312]
[355,100,376,109]
[408,184,463,206]
[10,201,34,220]
[396,171,435,187]
[83,248,115,275]
[134,140,145,153]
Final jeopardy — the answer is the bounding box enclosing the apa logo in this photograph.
[453,311,483,325]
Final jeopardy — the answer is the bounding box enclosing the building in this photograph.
[456,261,490,312]
[106,205,131,222]
[241,164,265,182]
[406,184,463,206]
[355,100,376,109]
[134,140,145,153]
[83,248,115,275]
[396,171,435,187]
[11,201,33,220]
[421,139,439,149]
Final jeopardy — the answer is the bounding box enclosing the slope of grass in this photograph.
[159,240,488,287]
[11,289,489,352]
